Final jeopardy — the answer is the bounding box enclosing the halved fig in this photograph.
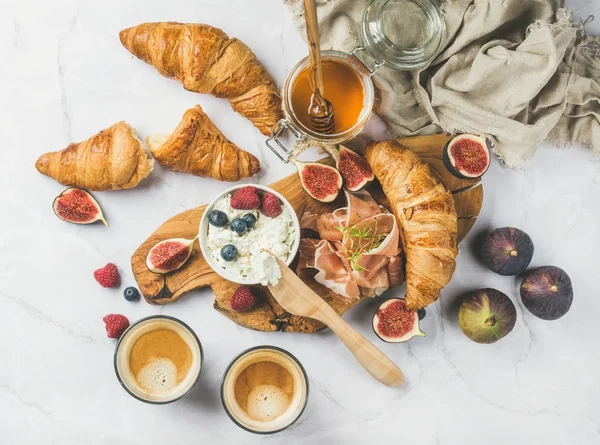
[443,134,492,179]
[372,298,425,343]
[52,187,108,226]
[459,288,516,344]
[291,159,342,203]
[146,237,197,274]
[520,266,573,320]
[481,227,534,276]
[336,145,374,191]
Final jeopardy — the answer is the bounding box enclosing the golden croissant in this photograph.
[365,140,458,310]
[35,122,154,191]
[119,22,282,136]
[146,105,260,182]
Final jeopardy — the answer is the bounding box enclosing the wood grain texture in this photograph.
[131,134,483,333]
[269,257,404,387]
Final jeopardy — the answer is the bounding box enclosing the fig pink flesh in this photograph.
[299,163,341,200]
[337,147,374,191]
[150,241,190,271]
[450,138,489,175]
[376,300,415,338]
[55,189,101,222]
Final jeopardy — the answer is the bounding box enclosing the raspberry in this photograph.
[102,314,130,339]
[261,192,282,218]
[94,263,120,288]
[231,286,258,312]
[230,186,260,210]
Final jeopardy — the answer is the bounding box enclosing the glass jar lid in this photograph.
[361,0,446,71]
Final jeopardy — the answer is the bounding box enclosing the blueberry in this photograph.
[230,218,248,236]
[418,308,426,321]
[208,210,228,228]
[124,286,140,302]
[242,213,257,229]
[220,244,238,261]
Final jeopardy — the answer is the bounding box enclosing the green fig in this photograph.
[459,289,516,344]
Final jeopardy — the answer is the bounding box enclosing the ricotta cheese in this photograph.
[206,194,296,286]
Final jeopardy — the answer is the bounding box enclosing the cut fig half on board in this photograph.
[291,159,342,202]
[52,188,108,226]
[146,237,197,274]
[336,145,374,192]
[372,298,425,343]
[443,134,492,180]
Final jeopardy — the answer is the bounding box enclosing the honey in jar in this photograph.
[290,59,365,134]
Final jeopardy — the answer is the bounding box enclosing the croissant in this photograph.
[119,22,282,136]
[365,140,458,310]
[146,105,260,182]
[35,122,153,191]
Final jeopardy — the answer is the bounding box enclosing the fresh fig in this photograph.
[459,288,516,344]
[481,227,534,276]
[52,187,108,226]
[372,298,425,343]
[336,145,374,191]
[520,266,573,320]
[291,159,342,203]
[443,134,492,179]
[146,237,197,274]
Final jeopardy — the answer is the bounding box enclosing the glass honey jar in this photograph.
[266,0,446,161]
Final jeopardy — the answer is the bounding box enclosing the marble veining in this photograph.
[1,1,599,444]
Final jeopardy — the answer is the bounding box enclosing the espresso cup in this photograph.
[114,315,203,404]
[221,346,309,434]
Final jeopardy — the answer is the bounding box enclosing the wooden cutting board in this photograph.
[131,135,483,333]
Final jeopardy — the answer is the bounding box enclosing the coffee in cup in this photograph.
[221,346,309,434]
[114,316,203,404]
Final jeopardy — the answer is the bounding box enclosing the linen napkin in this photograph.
[284,0,599,168]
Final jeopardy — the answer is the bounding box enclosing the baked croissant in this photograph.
[365,140,458,310]
[146,105,260,182]
[35,122,153,191]
[119,22,282,136]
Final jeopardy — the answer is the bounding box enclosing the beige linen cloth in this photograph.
[284,0,599,168]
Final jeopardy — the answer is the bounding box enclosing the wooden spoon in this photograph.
[303,0,335,134]
[268,256,404,387]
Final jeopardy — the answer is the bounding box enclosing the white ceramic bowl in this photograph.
[198,185,301,285]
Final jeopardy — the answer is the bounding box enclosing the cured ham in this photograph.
[298,190,405,304]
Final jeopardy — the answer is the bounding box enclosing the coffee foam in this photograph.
[246,384,291,422]
[223,349,308,433]
[115,318,202,403]
[136,358,179,395]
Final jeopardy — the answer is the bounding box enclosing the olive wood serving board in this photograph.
[131,134,484,333]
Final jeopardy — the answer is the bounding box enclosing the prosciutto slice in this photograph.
[298,190,405,303]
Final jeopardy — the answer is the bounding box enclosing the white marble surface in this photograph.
[1,1,599,444]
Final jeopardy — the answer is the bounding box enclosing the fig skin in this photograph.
[520,266,573,320]
[481,227,534,276]
[459,288,517,344]
[443,134,492,180]
[372,298,425,343]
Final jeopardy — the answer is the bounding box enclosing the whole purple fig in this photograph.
[520,266,573,320]
[481,227,534,276]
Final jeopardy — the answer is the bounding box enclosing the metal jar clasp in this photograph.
[265,119,303,163]
[350,46,385,76]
